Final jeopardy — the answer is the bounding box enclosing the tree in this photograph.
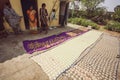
[80,0,105,18]
[91,7,107,25]
[114,5,120,22]
[70,0,80,17]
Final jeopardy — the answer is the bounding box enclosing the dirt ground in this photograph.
[0,24,120,80]
[0,25,79,80]
[99,25,120,37]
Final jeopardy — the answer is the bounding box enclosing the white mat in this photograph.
[31,30,103,80]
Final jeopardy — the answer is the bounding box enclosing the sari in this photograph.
[27,9,37,30]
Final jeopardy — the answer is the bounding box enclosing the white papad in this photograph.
[31,30,103,80]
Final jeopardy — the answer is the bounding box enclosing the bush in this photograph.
[68,10,87,18]
[89,23,100,30]
[105,21,120,32]
[68,18,100,30]
[68,18,79,24]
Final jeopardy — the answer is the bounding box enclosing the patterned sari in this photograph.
[27,9,37,30]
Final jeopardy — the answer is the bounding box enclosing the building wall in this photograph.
[4,0,60,31]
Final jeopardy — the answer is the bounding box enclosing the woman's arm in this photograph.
[45,9,48,16]
[40,8,43,20]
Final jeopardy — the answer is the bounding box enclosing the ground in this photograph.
[0,23,120,80]
[99,25,120,37]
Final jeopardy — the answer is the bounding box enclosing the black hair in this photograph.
[29,6,33,9]
[5,2,11,8]
[42,3,46,7]
[5,2,10,6]
[52,9,55,12]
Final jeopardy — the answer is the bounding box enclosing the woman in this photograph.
[27,6,37,31]
[39,3,48,34]
[3,2,22,35]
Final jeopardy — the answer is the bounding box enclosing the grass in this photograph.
[105,20,120,32]
[68,17,100,30]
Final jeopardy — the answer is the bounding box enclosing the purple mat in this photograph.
[23,29,89,54]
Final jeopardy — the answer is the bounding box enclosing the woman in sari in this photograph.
[3,3,22,35]
[27,6,37,31]
[39,3,48,34]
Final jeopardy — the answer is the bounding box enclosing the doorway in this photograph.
[59,1,69,26]
[21,0,39,29]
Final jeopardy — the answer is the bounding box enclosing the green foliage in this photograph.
[105,21,120,32]
[113,5,120,22]
[93,7,107,16]
[69,7,107,25]
[80,0,105,18]
[91,7,107,25]
[81,0,105,10]
[68,10,87,18]
[114,5,120,17]
[68,18,100,30]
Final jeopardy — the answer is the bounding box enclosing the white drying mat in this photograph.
[31,30,103,80]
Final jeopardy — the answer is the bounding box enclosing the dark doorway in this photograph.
[59,1,69,26]
[21,0,39,29]
[64,2,69,25]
